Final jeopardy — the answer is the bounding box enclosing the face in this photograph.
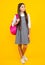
[20,4,26,12]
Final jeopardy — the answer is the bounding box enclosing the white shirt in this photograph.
[12,13,31,28]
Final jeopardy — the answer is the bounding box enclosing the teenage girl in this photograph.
[12,3,31,64]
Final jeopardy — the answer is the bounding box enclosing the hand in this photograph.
[16,18,20,24]
[14,18,20,25]
[28,34,30,38]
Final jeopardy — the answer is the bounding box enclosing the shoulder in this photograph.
[14,13,18,17]
[13,14,16,18]
[15,13,18,16]
[13,13,18,19]
[27,13,30,17]
[15,13,19,18]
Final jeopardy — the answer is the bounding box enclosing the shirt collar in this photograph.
[20,12,25,16]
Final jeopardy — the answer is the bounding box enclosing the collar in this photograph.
[20,12,25,16]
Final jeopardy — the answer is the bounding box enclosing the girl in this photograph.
[12,3,31,64]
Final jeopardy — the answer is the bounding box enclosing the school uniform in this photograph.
[12,13,31,44]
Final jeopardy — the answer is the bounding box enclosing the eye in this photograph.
[22,6,24,8]
[21,5,25,8]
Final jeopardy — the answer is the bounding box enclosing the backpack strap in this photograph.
[16,14,19,19]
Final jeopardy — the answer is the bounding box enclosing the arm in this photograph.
[28,14,31,35]
[12,15,20,26]
[12,15,16,26]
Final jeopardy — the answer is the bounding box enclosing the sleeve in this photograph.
[12,15,16,26]
[27,14,31,28]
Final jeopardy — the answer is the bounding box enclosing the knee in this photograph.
[23,44,27,49]
[18,44,22,48]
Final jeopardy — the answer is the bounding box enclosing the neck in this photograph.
[20,11,24,14]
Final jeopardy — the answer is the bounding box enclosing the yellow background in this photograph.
[0,0,45,65]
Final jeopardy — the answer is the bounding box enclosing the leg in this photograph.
[22,44,27,56]
[18,44,28,64]
[18,44,23,58]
